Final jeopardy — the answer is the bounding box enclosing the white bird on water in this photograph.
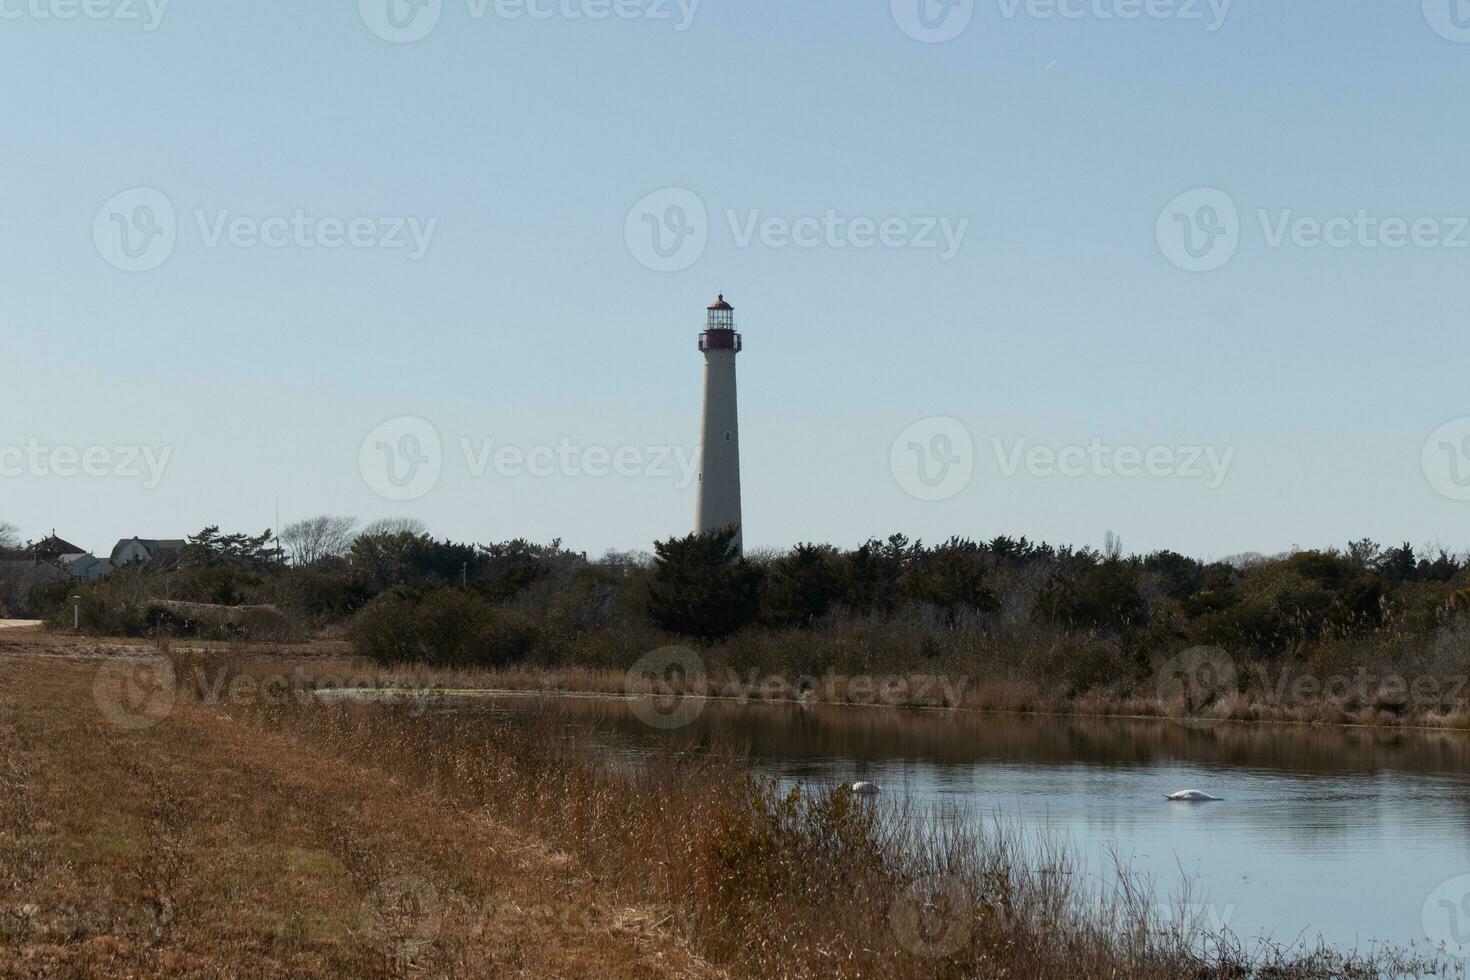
[1164,789,1222,802]
[851,781,881,796]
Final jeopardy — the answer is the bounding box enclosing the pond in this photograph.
[377,689,1470,959]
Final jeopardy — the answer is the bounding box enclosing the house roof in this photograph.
[110,538,186,563]
[59,552,111,567]
[36,534,86,555]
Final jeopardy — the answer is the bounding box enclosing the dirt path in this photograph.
[0,653,724,979]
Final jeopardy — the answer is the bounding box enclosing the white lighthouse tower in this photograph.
[696,293,743,551]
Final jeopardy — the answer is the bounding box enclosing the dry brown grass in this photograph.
[0,651,722,979]
[234,656,1470,733]
[0,632,1460,978]
[164,648,1452,978]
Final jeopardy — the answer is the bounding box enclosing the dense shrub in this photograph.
[648,527,762,640]
[897,537,998,624]
[1036,559,1147,633]
[163,566,263,606]
[349,587,538,667]
[261,566,372,622]
[348,531,482,592]
[760,544,844,628]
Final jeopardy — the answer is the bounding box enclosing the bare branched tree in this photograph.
[358,517,428,539]
[0,521,19,551]
[280,515,358,567]
[595,549,653,575]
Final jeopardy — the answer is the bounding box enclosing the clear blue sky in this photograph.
[4,1,1468,559]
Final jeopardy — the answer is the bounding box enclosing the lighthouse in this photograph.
[696,294,744,551]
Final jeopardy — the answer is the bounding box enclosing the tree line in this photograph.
[11,514,1468,680]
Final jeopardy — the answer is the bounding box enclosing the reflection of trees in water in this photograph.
[464,695,1470,873]
[501,695,1470,778]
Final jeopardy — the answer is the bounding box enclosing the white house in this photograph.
[110,537,186,567]
[58,552,114,582]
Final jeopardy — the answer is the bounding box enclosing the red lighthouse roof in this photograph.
[707,294,733,311]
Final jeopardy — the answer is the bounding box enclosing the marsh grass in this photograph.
[178,647,1458,979]
[192,646,1470,732]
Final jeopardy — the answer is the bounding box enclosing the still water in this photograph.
[430,692,1470,957]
